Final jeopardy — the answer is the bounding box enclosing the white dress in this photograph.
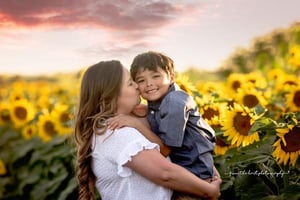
[91,127,172,200]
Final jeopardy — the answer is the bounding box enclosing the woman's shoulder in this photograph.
[93,127,149,156]
[114,127,142,137]
[94,127,142,144]
[108,127,146,144]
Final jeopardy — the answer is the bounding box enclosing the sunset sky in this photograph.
[0,0,299,76]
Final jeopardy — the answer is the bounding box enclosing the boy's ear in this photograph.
[169,72,175,82]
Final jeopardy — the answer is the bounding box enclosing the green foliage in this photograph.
[214,122,300,199]
[0,124,78,200]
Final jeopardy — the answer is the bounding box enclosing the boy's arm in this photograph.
[107,114,171,156]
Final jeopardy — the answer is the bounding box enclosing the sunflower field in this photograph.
[1,24,300,199]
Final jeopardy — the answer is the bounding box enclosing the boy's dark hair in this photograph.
[130,51,175,81]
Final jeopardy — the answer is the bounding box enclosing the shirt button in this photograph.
[150,110,155,114]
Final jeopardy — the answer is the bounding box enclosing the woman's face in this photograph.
[117,67,141,114]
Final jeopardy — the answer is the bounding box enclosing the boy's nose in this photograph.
[146,80,153,86]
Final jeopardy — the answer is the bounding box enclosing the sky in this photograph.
[0,0,300,76]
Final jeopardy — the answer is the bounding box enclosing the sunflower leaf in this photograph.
[57,177,78,200]
[249,117,277,133]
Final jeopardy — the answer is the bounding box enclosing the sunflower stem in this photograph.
[282,165,289,190]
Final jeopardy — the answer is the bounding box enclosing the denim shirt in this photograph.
[147,83,216,179]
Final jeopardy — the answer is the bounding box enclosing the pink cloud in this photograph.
[0,0,204,59]
[0,0,199,31]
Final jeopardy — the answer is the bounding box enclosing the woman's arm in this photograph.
[125,148,221,200]
[107,114,171,156]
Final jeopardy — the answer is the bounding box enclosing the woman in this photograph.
[74,60,221,200]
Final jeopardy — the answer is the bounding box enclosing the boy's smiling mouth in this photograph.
[146,88,158,94]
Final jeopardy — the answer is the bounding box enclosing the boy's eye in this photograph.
[136,79,144,83]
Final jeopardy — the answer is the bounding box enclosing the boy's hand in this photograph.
[107,114,136,130]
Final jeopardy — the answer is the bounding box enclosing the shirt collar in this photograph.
[148,83,180,111]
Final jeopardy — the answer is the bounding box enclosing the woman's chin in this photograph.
[132,103,147,117]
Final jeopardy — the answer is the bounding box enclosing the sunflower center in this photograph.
[293,90,300,107]
[280,126,300,152]
[0,109,11,122]
[216,137,229,147]
[233,112,251,136]
[15,106,27,119]
[60,113,71,123]
[284,80,297,86]
[248,79,256,84]
[232,81,241,91]
[243,94,259,108]
[203,108,219,120]
[27,128,34,136]
[44,121,57,136]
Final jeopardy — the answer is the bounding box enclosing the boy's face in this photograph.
[134,67,174,101]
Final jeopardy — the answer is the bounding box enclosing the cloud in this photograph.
[0,0,199,31]
[0,0,204,65]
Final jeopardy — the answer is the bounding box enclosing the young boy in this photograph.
[108,51,220,199]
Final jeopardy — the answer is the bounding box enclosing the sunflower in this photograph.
[0,101,11,125]
[22,124,37,140]
[0,86,8,101]
[221,103,261,147]
[8,81,27,102]
[285,85,300,112]
[225,73,246,97]
[288,45,300,70]
[199,102,227,126]
[37,112,60,142]
[234,85,268,109]
[10,99,36,129]
[276,74,299,92]
[196,80,227,97]
[30,81,54,109]
[244,71,267,89]
[214,136,232,156]
[267,68,287,83]
[0,159,7,175]
[37,94,52,110]
[272,125,300,166]
[175,74,197,96]
[51,103,73,135]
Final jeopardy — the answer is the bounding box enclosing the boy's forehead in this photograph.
[136,67,160,74]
